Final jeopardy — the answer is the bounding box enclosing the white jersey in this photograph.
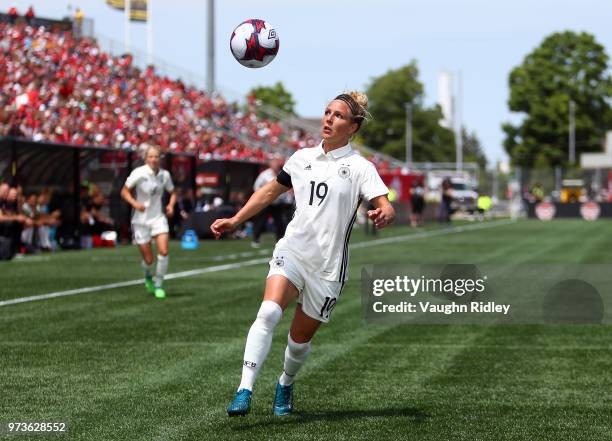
[125,164,174,225]
[254,168,275,191]
[254,167,291,205]
[276,142,388,282]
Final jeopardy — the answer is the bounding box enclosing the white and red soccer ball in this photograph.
[230,19,279,68]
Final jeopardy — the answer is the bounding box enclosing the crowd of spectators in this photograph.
[0,174,259,256]
[0,19,321,163]
[0,11,398,173]
[0,178,124,258]
[0,182,62,258]
[0,13,401,258]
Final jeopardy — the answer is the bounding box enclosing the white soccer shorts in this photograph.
[267,248,344,323]
[132,216,169,245]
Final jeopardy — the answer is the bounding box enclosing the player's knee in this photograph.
[158,249,168,257]
[287,333,311,357]
[255,300,283,330]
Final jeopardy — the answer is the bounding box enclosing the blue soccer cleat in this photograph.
[227,389,252,417]
[273,382,293,416]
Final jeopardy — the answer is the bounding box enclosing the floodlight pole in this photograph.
[124,0,131,53]
[146,0,154,65]
[569,99,576,164]
[455,70,463,172]
[405,103,413,168]
[206,0,215,94]
[492,166,498,200]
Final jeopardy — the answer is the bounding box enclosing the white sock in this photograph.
[141,260,154,278]
[238,300,283,391]
[278,334,311,386]
[154,254,168,288]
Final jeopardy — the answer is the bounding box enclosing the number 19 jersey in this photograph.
[276,142,388,282]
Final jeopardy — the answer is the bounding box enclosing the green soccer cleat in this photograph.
[227,389,252,417]
[144,276,155,294]
[272,382,293,416]
[154,287,166,299]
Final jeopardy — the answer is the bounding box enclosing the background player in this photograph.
[121,145,176,299]
[211,91,395,416]
[251,155,291,248]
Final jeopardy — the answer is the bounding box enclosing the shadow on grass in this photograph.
[163,292,195,298]
[230,407,429,430]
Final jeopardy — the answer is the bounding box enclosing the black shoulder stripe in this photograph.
[277,169,292,188]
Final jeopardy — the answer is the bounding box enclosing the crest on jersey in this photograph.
[273,257,285,267]
[338,166,351,179]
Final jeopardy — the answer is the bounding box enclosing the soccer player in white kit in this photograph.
[211,91,396,416]
[121,145,176,299]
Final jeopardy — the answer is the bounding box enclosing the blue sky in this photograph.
[2,0,611,164]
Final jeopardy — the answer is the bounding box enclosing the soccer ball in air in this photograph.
[230,19,279,68]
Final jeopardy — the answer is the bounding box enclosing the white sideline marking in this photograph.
[0,219,515,307]
[0,258,270,307]
[88,249,271,263]
[351,218,516,249]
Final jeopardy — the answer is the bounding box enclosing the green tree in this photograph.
[503,31,612,167]
[248,81,296,118]
[462,128,488,169]
[358,61,457,162]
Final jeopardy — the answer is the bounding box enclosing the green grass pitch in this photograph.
[1,219,611,440]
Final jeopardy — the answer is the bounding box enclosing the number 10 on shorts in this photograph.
[319,296,337,319]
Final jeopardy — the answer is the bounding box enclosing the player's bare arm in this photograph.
[166,190,177,217]
[368,195,395,229]
[211,179,289,239]
[0,209,33,226]
[120,186,145,212]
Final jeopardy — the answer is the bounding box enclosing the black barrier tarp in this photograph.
[0,137,196,246]
[525,201,612,218]
[0,137,280,245]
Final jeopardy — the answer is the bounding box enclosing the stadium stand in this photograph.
[0,21,318,161]
[0,17,403,256]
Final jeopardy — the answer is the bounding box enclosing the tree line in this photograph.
[249,30,611,169]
